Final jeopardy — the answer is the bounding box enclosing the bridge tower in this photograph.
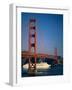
[54,48,58,64]
[28,18,37,71]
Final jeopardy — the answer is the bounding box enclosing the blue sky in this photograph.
[21,12,63,57]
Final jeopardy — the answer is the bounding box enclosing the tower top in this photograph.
[30,19,36,22]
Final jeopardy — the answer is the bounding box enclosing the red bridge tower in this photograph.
[54,48,58,64]
[28,18,37,70]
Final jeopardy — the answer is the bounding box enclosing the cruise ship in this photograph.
[23,62,51,70]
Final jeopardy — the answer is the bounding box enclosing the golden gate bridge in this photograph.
[22,18,58,73]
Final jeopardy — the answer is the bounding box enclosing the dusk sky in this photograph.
[21,12,63,57]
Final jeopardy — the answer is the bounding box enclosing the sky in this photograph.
[21,12,63,57]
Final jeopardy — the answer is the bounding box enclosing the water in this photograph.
[22,64,63,77]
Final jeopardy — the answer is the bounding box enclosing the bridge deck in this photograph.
[22,51,55,59]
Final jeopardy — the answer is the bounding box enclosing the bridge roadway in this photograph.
[22,51,56,59]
